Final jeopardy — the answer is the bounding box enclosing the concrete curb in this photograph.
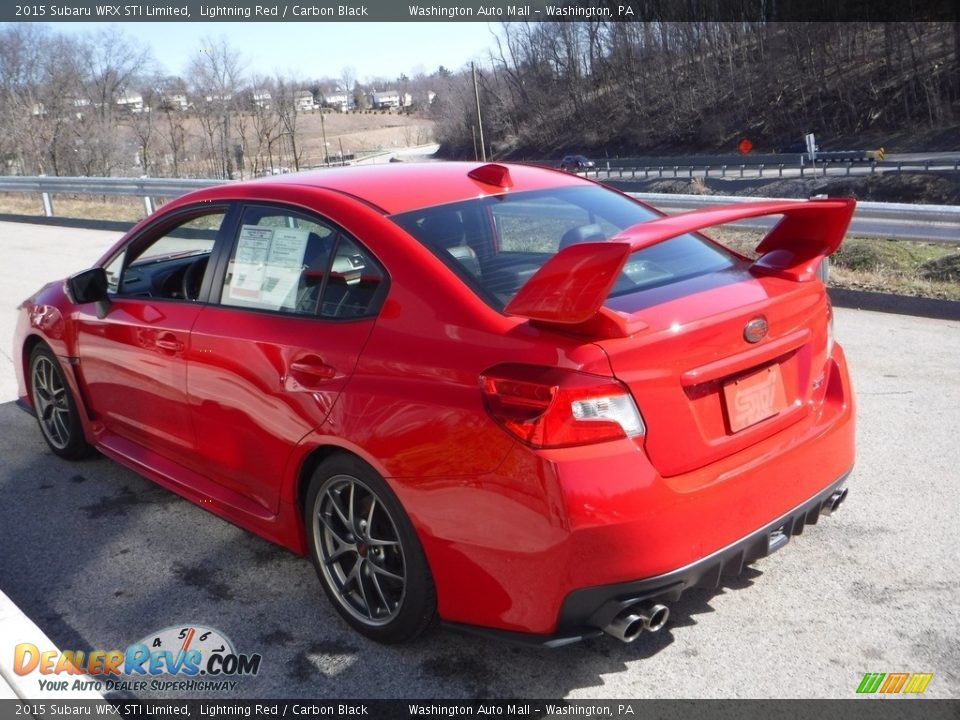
[829,287,960,321]
[0,213,134,233]
[0,589,104,700]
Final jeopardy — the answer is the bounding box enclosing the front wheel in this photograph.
[305,454,436,643]
[29,344,93,460]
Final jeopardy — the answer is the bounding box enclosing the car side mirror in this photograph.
[66,267,111,319]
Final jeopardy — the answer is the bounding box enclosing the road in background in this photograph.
[350,143,441,165]
[1,222,958,698]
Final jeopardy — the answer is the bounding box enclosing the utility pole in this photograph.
[472,62,486,162]
[320,109,329,166]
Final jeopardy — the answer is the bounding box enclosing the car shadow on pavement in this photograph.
[403,569,767,698]
[0,400,768,699]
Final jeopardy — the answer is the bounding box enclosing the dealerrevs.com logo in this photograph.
[14,625,262,693]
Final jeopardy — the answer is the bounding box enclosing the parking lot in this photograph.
[1,221,958,699]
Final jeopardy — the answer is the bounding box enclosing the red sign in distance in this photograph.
[739,138,753,155]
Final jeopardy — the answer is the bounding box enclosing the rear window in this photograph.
[391,186,737,310]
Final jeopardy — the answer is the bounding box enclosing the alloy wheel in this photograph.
[32,355,72,450]
[313,474,407,626]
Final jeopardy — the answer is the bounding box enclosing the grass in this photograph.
[0,192,156,222]
[2,193,957,301]
[709,226,960,301]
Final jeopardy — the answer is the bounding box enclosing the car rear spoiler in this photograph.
[505,197,856,338]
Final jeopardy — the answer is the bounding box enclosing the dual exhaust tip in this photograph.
[822,487,848,515]
[603,602,670,643]
[603,487,848,643]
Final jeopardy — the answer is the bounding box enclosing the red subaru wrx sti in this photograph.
[14,163,855,645]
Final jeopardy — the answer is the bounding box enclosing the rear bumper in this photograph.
[559,468,851,635]
[447,468,851,647]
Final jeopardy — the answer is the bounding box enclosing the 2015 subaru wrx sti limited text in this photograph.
[14,163,855,645]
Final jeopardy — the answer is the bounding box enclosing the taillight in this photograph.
[479,364,645,448]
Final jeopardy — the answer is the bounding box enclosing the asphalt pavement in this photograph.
[0,222,958,699]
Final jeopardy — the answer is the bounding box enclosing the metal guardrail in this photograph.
[0,175,957,244]
[587,159,960,181]
[545,152,960,171]
[628,192,960,244]
[0,176,219,216]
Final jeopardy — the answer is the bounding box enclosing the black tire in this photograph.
[28,344,93,460]
[305,453,436,643]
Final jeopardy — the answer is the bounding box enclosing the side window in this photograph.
[109,210,225,301]
[219,208,385,318]
[104,251,126,294]
[319,236,385,319]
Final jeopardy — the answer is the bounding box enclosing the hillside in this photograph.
[437,22,960,159]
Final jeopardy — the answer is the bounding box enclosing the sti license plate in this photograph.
[723,364,787,433]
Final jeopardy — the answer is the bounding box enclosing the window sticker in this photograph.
[261,228,309,308]
[227,225,308,310]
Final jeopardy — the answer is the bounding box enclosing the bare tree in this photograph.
[187,36,245,179]
[273,77,304,171]
[128,83,160,175]
[458,21,958,159]
[77,27,153,175]
[0,24,50,173]
[156,77,189,177]
[236,75,284,177]
[340,66,356,94]
[2,22,956,176]
[31,34,86,175]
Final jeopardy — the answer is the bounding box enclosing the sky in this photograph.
[48,22,500,82]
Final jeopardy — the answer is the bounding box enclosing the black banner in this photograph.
[3,700,959,720]
[2,0,957,23]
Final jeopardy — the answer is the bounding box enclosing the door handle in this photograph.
[155,333,184,353]
[290,357,337,380]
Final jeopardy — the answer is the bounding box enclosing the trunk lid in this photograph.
[598,268,830,476]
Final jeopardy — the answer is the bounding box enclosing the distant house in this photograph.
[69,97,90,120]
[252,91,272,110]
[294,90,315,112]
[369,90,400,109]
[324,92,351,112]
[160,94,189,111]
[117,94,145,113]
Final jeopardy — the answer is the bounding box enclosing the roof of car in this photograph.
[224,161,587,215]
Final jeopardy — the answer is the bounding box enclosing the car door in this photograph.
[75,205,232,469]
[187,204,387,515]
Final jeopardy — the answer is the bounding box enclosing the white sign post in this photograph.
[805,133,817,165]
